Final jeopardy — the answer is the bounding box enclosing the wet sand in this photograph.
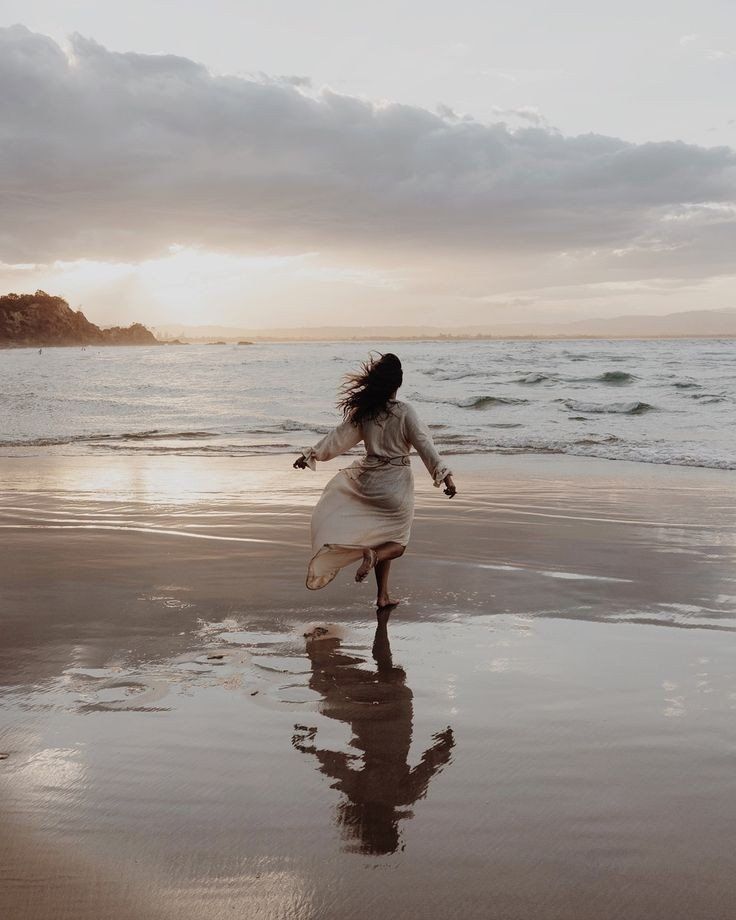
[1,454,736,919]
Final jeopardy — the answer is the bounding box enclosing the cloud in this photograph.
[679,34,736,62]
[444,42,471,59]
[705,48,736,61]
[1,23,736,289]
[660,201,736,223]
[490,105,546,126]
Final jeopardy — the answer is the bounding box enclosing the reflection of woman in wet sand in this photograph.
[294,353,456,610]
[292,613,454,854]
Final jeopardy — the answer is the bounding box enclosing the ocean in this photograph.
[1,339,734,469]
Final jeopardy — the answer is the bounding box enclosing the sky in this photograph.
[1,1,736,329]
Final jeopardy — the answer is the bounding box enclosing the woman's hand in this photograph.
[293,455,309,470]
[443,474,457,498]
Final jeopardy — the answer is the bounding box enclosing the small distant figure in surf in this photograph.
[38,348,42,355]
[294,353,456,611]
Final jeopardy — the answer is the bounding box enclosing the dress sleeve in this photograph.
[300,419,363,470]
[403,405,452,487]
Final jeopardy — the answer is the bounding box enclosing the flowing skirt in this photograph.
[307,461,414,589]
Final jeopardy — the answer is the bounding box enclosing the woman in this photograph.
[293,353,456,609]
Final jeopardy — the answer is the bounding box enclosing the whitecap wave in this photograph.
[564,400,655,415]
[457,396,529,409]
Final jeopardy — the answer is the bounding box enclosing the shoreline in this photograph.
[1,445,734,473]
[1,448,734,493]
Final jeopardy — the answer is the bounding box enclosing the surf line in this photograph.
[454,501,733,529]
[0,523,302,548]
[427,557,634,583]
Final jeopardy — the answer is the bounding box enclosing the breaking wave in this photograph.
[457,396,529,409]
[688,393,727,404]
[566,370,637,384]
[0,422,332,449]
[564,400,655,415]
[0,429,216,447]
[422,367,489,381]
[597,371,636,384]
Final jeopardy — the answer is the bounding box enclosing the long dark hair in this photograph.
[338,353,403,426]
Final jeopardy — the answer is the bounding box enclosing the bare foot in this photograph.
[377,596,400,610]
[355,549,377,583]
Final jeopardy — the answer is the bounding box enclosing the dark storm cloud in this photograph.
[2,25,736,267]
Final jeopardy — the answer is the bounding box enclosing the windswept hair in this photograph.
[338,353,403,426]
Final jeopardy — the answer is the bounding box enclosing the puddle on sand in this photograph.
[42,621,363,716]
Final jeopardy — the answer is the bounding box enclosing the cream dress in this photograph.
[302,400,451,589]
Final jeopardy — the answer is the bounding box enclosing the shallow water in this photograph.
[3,614,736,920]
[2,339,735,468]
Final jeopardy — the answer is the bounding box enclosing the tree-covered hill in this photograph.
[0,292,158,347]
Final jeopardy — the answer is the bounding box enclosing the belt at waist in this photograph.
[362,454,410,468]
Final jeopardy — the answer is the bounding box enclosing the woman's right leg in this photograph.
[356,540,405,582]
[356,541,405,586]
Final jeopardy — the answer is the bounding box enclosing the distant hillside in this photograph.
[0,292,159,347]
[501,309,736,339]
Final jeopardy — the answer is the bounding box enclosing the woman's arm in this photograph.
[403,405,456,495]
[293,418,363,470]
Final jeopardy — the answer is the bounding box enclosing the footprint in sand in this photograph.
[210,625,354,706]
[64,625,356,714]
[77,677,171,712]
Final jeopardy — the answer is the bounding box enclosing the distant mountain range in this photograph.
[0,292,158,348]
[505,309,736,339]
[155,308,736,342]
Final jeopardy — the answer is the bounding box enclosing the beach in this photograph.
[2,452,735,919]
[4,4,736,917]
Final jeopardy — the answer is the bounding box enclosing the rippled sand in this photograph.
[1,454,735,919]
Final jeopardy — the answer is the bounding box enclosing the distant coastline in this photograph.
[154,308,736,343]
[2,292,735,347]
[163,332,736,343]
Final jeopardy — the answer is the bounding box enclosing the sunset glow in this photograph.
[1,9,735,332]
